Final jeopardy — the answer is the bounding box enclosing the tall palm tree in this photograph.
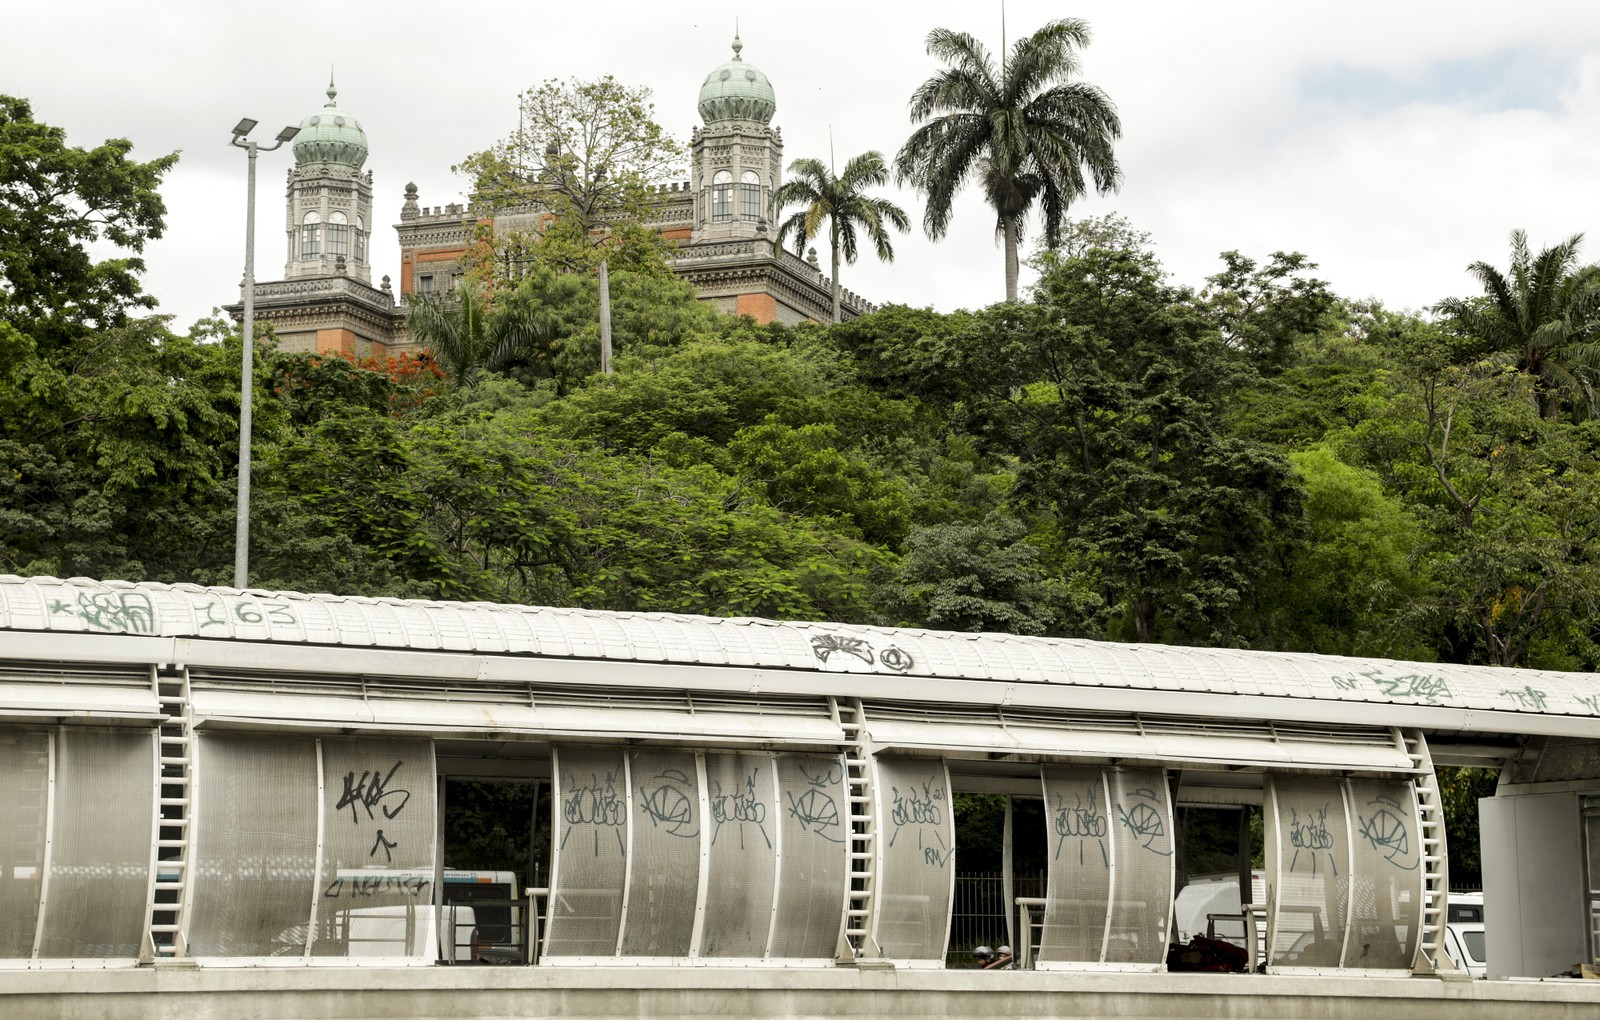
[772,152,910,323]
[896,19,1122,302]
[405,288,520,390]
[1436,230,1600,419]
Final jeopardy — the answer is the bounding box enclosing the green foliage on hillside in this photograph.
[5,100,1599,887]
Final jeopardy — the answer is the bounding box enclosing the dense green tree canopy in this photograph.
[0,94,178,350]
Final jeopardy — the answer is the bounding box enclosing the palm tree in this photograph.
[405,287,520,390]
[896,19,1122,302]
[772,152,910,323]
[1435,230,1600,419]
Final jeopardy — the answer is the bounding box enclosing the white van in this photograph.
[1443,891,1486,978]
[320,904,477,960]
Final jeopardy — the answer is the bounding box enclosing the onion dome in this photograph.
[292,78,368,169]
[697,34,776,125]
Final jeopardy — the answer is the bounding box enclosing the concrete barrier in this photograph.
[2,966,1597,1020]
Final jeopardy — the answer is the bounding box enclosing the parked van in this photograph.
[1443,891,1486,978]
[270,904,476,961]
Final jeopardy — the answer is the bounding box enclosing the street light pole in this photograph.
[229,119,298,590]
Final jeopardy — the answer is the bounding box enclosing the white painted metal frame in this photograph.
[613,750,635,957]
[761,752,784,960]
[29,727,55,960]
[542,747,562,964]
[140,720,164,961]
[1098,770,1117,964]
[1336,781,1357,968]
[304,739,327,959]
[688,750,711,959]
[942,759,956,965]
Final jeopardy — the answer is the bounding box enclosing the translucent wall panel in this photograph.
[1586,803,1600,965]
[872,757,953,961]
[313,738,437,958]
[0,728,48,957]
[771,753,849,959]
[1346,779,1421,969]
[1104,770,1174,964]
[1268,776,1351,968]
[1039,767,1112,963]
[547,746,628,956]
[701,752,778,958]
[188,733,318,957]
[37,728,155,958]
[620,749,700,957]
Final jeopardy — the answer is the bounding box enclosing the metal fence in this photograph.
[945,872,1045,968]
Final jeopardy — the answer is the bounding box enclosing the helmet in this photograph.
[973,945,993,959]
[996,945,1012,956]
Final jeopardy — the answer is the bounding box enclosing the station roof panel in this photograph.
[2,575,1596,728]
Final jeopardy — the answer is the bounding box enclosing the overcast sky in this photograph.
[6,1,1600,331]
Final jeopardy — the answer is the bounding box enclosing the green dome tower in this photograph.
[283,79,374,284]
[691,34,784,244]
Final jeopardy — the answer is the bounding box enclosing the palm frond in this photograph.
[901,18,1121,298]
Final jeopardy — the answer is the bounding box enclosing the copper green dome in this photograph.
[697,34,776,125]
[292,79,368,169]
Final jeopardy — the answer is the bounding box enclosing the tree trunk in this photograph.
[1003,213,1020,303]
[830,224,843,324]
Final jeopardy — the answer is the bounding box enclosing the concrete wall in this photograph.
[3,967,1598,1020]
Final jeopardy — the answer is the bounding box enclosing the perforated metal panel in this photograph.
[547,746,627,956]
[1104,769,1174,964]
[1346,779,1422,969]
[1040,767,1112,963]
[620,749,700,957]
[0,727,48,957]
[312,738,436,959]
[770,753,849,959]
[1268,776,1351,968]
[188,733,318,957]
[872,757,953,961]
[701,752,778,958]
[37,728,154,959]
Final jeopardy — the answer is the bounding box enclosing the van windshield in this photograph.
[1462,931,1485,962]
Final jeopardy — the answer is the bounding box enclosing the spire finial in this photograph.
[326,69,337,107]
[731,25,743,61]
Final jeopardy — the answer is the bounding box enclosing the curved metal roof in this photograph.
[2,574,1596,728]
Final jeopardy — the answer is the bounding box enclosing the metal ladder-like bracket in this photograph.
[142,664,195,963]
[1405,729,1452,977]
[834,697,883,963]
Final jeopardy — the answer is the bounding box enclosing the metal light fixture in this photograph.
[228,118,300,590]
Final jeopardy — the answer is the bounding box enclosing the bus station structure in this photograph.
[0,573,1596,1019]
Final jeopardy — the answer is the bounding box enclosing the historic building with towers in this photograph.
[234,37,874,359]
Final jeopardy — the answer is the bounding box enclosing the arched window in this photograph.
[712,170,733,223]
[354,216,366,262]
[327,211,349,257]
[739,170,761,221]
[301,211,321,257]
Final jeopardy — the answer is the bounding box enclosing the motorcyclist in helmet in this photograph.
[973,944,1014,970]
